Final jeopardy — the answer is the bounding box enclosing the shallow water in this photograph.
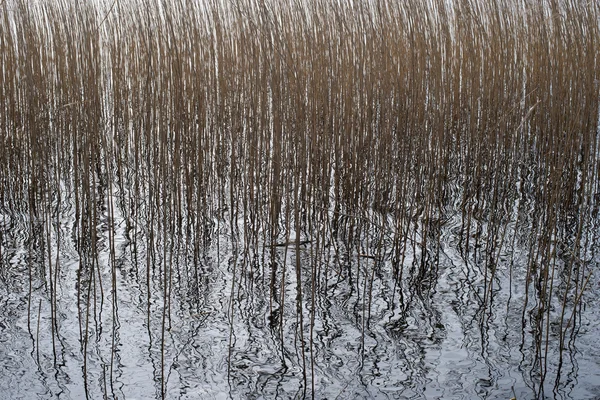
[1,174,599,400]
[2,0,599,397]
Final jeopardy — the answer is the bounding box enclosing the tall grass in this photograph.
[1,0,599,397]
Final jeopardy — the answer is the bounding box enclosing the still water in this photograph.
[1,175,599,400]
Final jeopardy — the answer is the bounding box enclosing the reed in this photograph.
[1,0,599,398]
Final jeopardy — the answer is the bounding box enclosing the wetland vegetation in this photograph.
[0,0,599,398]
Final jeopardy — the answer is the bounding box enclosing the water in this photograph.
[1,174,599,400]
[1,2,599,396]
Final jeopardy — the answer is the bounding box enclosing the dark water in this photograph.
[1,175,599,400]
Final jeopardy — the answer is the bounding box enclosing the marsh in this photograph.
[0,0,599,398]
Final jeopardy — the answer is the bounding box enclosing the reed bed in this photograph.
[1,0,599,398]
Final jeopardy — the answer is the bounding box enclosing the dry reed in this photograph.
[1,0,599,398]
